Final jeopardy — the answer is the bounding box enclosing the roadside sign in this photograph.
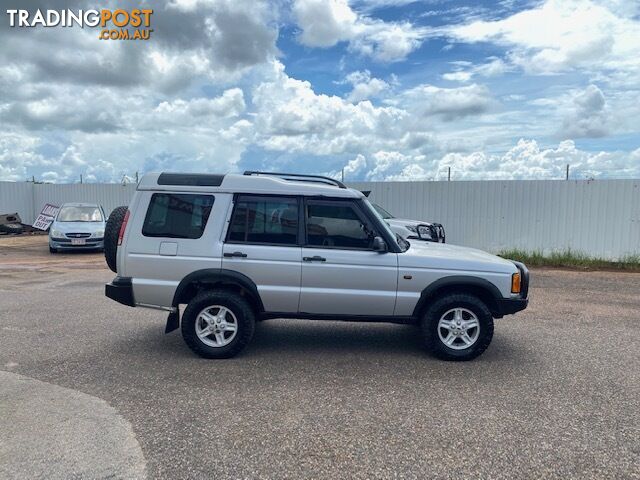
[32,203,60,231]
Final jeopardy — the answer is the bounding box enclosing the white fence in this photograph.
[1,179,639,260]
[350,179,640,260]
[0,182,136,225]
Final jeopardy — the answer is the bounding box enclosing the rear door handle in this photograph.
[223,251,248,258]
[303,255,326,262]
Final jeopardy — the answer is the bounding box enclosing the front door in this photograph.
[299,199,398,316]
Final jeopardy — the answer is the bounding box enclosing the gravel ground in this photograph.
[1,236,639,479]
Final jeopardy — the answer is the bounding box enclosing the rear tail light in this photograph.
[511,272,521,294]
[117,210,130,246]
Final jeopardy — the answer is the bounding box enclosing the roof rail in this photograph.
[243,171,347,189]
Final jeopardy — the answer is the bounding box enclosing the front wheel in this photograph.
[421,293,494,361]
[181,290,255,359]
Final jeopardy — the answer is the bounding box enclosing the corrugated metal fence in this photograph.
[350,179,640,260]
[1,179,639,259]
[0,182,136,225]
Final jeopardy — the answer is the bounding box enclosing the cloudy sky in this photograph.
[0,0,639,183]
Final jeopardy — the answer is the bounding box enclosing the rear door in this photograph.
[299,199,398,316]
[222,194,302,313]
[124,191,223,307]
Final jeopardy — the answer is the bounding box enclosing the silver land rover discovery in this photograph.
[105,171,528,361]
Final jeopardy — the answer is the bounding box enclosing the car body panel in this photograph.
[394,241,517,315]
[222,244,302,312]
[123,191,228,307]
[299,248,398,315]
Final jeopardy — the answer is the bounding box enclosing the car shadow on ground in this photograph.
[126,319,524,365]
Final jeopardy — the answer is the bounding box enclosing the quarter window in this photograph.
[306,201,375,249]
[227,196,298,245]
[142,193,214,239]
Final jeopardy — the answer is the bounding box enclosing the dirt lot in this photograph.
[1,235,639,479]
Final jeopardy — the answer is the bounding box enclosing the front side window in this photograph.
[57,206,103,222]
[306,201,375,249]
[142,193,214,239]
[227,196,298,245]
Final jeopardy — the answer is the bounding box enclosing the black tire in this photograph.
[104,206,128,273]
[181,290,255,359]
[0,223,23,235]
[49,246,57,254]
[421,293,494,361]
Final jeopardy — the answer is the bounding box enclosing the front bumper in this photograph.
[105,276,135,307]
[50,237,104,250]
[495,260,530,316]
[496,297,528,315]
[407,223,446,243]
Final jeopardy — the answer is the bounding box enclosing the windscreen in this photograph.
[365,199,409,251]
[57,206,103,222]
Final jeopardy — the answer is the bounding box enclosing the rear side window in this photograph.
[142,193,214,239]
[227,196,298,245]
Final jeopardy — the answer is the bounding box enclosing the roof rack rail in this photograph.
[243,171,347,189]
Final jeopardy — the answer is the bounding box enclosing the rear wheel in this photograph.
[181,290,255,359]
[104,206,127,273]
[421,293,493,361]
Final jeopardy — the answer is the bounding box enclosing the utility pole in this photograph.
[80,174,83,184]
[135,171,139,183]
[565,164,569,181]
[448,167,451,182]
[341,168,344,182]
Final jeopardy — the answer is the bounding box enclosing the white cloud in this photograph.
[561,85,609,138]
[292,0,426,62]
[442,71,473,82]
[154,89,246,121]
[252,61,408,154]
[292,0,357,47]
[342,70,390,102]
[443,57,510,82]
[333,139,640,181]
[402,83,492,120]
[445,0,640,79]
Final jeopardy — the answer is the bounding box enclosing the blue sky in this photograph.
[1,0,639,182]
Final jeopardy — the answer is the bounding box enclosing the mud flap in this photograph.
[165,311,179,333]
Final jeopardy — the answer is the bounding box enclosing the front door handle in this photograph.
[223,251,248,258]
[303,255,326,262]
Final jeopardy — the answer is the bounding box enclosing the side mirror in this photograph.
[372,236,387,253]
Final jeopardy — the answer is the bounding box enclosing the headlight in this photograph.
[93,230,104,238]
[405,225,417,233]
[417,225,433,239]
[50,229,63,238]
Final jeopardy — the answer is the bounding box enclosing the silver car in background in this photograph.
[48,203,106,253]
[371,202,446,243]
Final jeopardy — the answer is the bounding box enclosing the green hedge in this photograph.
[498,249,640,270]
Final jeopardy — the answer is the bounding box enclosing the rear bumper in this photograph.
[105,277,135,307]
